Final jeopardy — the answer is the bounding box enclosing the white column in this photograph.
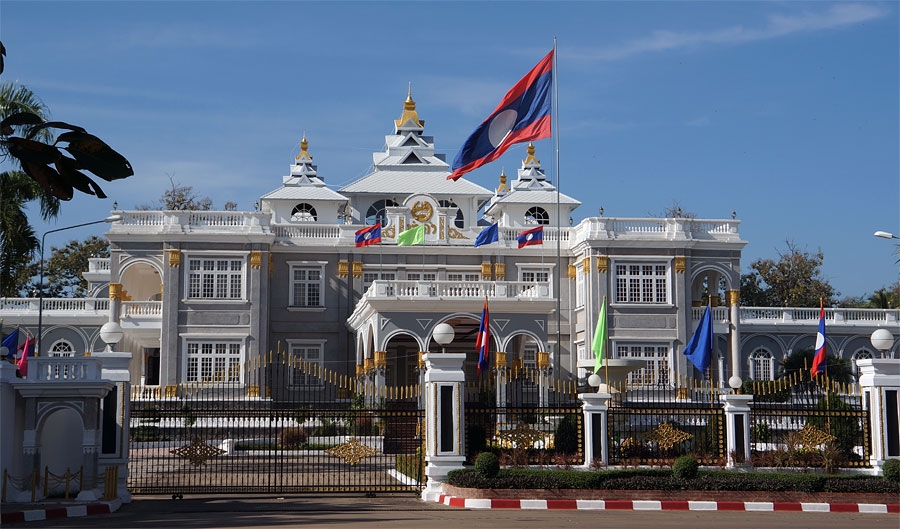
[580,392,612,467]
[721,394,753,468]
[857,358,900,471]
[727,290,742,391]
[421,352,466,502]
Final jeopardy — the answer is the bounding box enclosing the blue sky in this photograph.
[2,1,898,300]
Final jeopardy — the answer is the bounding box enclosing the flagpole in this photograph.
[552,36,562,377]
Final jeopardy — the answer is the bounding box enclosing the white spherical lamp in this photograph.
[870,329,894,357]
[99,321,124,352]
[433,323,455,347]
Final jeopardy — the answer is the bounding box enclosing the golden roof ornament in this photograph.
[496,169,509,194]
[295,134,312,161]
[395,83,423,128]
[523,143,540,165]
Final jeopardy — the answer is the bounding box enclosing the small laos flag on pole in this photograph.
[476,298,491,375]
[354,223,382,247]
[811,300,827,377]
[449,50,554,180]
[517,225,543,248]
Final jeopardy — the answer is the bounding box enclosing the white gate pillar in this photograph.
[858,358,900,472]
[580,392,612,467]
[721,394,753,468]
[421,351,466,502]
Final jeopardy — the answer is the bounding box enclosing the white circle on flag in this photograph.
[815,332,825,350]
[488,109,518,147]
[526,233,534,241]
[364,233,372,240]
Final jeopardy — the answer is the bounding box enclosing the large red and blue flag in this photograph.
[517,225,543,248]
[811,301,827,377]
[449,50,553,181]
[355,223,382,247]
[17,333,33,378]
[476,299,491,375]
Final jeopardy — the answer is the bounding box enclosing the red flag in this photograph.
[810,301,827,377]
[476,299,490,375]
[17,333,33,378]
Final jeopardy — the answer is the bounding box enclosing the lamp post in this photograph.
[37,215,121,355]
[874,231,899,239]
[870,329,895,359]
[432,323,455,353]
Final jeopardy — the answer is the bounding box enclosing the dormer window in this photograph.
[439,200,464,228]
[366,199,398,226]
[525,206,549,225]
[291,203,318,222]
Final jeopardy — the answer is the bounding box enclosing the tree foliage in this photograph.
[137,175,213,211]
[26,235,109,298]
[740,240,836,307]
[779,348,853,385]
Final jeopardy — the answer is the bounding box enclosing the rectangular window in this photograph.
[290,266,323,307]
[614,263,669,304]
[290,343,324,386]
[617,344,670,386]
[363,270,396,296]
[520,268,550,283]
[575,265,585,308]
[187,258,244,299]
[186,341,241,383]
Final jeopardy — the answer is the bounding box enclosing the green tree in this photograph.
[740,240,837,307]
[779,349,853,385]
[0,82,60,297]
[27,235,109,297]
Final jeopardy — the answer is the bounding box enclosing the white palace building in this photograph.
[2,91,898,398]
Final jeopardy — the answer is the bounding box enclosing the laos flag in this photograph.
[811,301,827,377]
[355,223,382,247]
[449,50,553,180]
[517,225,543,248]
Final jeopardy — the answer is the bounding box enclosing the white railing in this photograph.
[26,356,102,381]
[366,280,552,300]
[692,306,900,326]
[108,210,272,233]
[0,298,110,313]
[87,258,111,273]
[122,301,162,317]
[576,217,742,242]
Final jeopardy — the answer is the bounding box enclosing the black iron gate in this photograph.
[128,350,424,495]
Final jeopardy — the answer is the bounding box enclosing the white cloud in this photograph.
[591,3,890,61]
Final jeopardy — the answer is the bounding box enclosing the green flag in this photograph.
[592,296,608,373]
[397,224,425,246]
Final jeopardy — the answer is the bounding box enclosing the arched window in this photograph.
[365,199,398,226]
[438,199,464,228]
[291,203,318,222]
[749,348,774,381]
[49,340,75,357]
[851,349,873,376]
[524,206,549,225]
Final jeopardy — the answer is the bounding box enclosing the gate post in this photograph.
[857,358,900,472]
[421,351,466,502]
[721,394,753,468]
[580,392,612,467]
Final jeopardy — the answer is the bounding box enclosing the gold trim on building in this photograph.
[108,283,122,301]
[674,256,686,274]
[249,251,262,269]
[338,261,349,277]
[727,290,740,306]
[374,351,386,368]
[495,351,507,367]
[448,227,468,240]
[567,264,576,279]
[417,351,426,369]
[167,249,181,267]
[537,351,550,369]
[364,358,374,372]
[494,263,505,279]
[481,263,493,279]
[355,364,364,378]
[164,385,178,398]
[352,262,363,278]
[582,257,591,272]
[384,225,396,238]
[247,385,260,398]
[596,256,608,273]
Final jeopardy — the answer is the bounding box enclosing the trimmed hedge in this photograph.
[446,468,900,494]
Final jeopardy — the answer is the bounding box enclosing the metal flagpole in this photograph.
[553,37,562,374]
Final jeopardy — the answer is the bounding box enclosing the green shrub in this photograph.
[474,452,500,479]
[277,427,309,449]
[672,455,699,479]
[884,459,900,482]
[553,415,579,455]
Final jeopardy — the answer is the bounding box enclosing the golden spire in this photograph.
[395,82,423,128]
[496,168,509,194]
[295,133,312,161]
[523,143,540,165]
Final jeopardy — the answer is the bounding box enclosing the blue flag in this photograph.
[2,328,20,361]
[474,223,499,248]
[683,304,713,373]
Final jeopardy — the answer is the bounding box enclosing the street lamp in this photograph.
[37,215,121,355]
[870,329,895,359]
[433,323,455,353]
[874,231,899,239]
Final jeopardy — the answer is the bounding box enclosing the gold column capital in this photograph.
[481,262,493,279]
[249,251,262,269]
[494,263,505,279]
[567,264,576,279]
[352,262,363,278]
[674,256,686,274]
[167,249,181,267]
[374,350,386,368]
[495,351,507,367]
[109,283,122,300]
[596,255,609,273]
[537,351,550,369]
[727,289,741,306]
[417,351,427,369]
[338,261,349,277]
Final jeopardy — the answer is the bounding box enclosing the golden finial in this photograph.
[524,142,540,165]
[295,133,312,161]
[395,83,422,128]
[495,168,509,194]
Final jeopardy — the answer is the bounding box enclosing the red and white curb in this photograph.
[437,495,900,514]
[1,498,122,524]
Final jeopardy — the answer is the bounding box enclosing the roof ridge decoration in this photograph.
[395,83,424,132]
[516,143,546,183]
[288,134,321,182]
[495,169,509,195]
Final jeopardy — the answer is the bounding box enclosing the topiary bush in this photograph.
[474,452,500,479]
[672,455,699,479]
[278,427,309,449]
[553,415,579,455]
[884,458,900,483]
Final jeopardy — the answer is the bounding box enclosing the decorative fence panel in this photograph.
[128,349,424,495]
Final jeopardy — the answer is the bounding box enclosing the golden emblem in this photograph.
[411,201,433,222]
[171,438,226,467]
[325,437,379,465]
[645,422,693,450]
